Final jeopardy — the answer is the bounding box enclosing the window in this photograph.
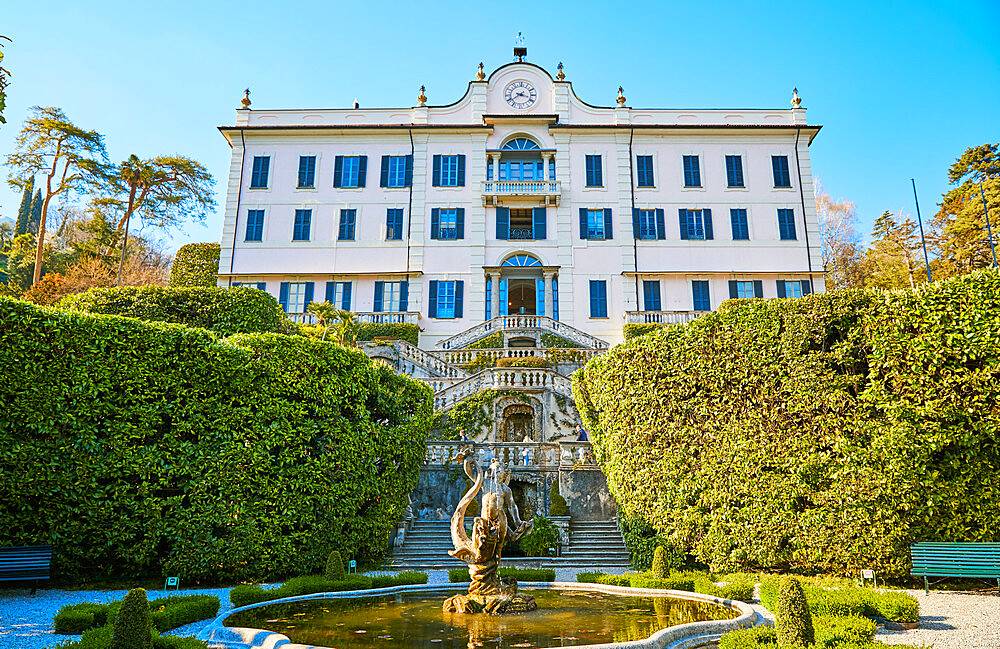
[380,155,412,188]
[582,208,609,240]
[549,158,556,181]
[589,280,608,318]
[279,281,313,313]
[250,156,269,188]
[334,155,367,188]
[730,208,749,240]
[325,281,352,310]
[634,208,665,240]
[292,209,311,241]
[643,280,661,311]
[585,155,603,187]
[692,280,711,311]
[778,208,797,240]
[431,208,464,240]
[338,209,356,241]
[433,154,465,187]
[636,155,654,187]
[386,208,404,240]
[374,280,409,312]
[725,155,744,188]
[232,281,267,291]
[552,278,559,321]
[245,209,264,241]
[501,138,540,150]
[683,155,701,187]
[499,160,544,181]
[729,280,761,299]
[772,155,791,187]
[297,156,316,188]
[428,280,463,318]
[777,280,811,298]
[678,209,714,240]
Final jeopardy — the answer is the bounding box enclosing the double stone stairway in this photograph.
[387,518,632,571]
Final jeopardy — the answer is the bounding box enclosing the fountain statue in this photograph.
[443,448,537,615]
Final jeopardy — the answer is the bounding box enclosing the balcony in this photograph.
[286,311,419,325]
[624,310,702,325]
[481,180,561,206]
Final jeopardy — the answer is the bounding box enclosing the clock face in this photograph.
[504,80,537,109]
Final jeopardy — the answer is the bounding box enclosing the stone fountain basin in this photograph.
[197,581,762,649]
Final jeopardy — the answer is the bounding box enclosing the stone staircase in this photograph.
[436,315,610,351]
[387,518,632,570]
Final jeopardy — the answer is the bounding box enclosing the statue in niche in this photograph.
[443,449,536,614]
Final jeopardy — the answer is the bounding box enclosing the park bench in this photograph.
[0,545,53,595]
[910,542,1000,594]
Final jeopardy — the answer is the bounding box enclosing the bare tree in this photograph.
[815,180,866,289]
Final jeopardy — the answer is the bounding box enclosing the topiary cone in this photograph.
[548,478,568,517]
[650,545,669,578]
[775,577,814,647]
[110,588,153,649]
[325,550,346,581]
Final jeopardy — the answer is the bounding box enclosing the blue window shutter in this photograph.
[333,156,344,188]
[428,280,438,318]
[404,155,413,186]
[380,156,389,187]
[256,282,266,291]
[279,282,290,312]
[729,280,738,299]
[754,280,763,298]
[357,156,367,187]
[579,208,588,239]
[455,281,464,318]
[398,281,408,311]
[497,207,510,240]
[303,282,314,308]
[655,209,666,240]
[325,281,335,303]
[801,280,812,295]
[603,208,613,240]
[536,278,545,316]
[432,155,441,186]
[589,281,598,317]
[776,280,786,298]
[485,278,492,320]
[343,282,353,310]
[374,281,384,312]
[679,209,689,240]
[595,156,602,186]
[632,208,640,239]
[457,155,466,186]
[703,209,713,240]
[532,207,546,239]
[430,208,440,239]
[456,208,465,239]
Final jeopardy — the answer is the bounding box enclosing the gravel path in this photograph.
[874,588,1000,649]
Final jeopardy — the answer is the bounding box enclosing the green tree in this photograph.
[865,210,922,289]
[27,189,42,235]
[14,175,32,235]
[931,143,1000,277]
[0,35,10,126]
[307,301,361,344]
[5,106,109,286]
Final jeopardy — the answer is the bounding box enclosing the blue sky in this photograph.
[1,0,998,252]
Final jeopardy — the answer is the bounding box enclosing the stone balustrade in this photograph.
[434,347,604,366]
[624,310,701,324]
[430,367,575,410]
[424,441,596,469]
[437,315,608,350]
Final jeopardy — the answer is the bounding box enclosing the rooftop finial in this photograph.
[476,62,485,81]
[417,85,427,107]
[791,87,802,108]
[513,32,527,61]
[240,88,251,109]
[556,62,565,81]
[616,86,626,106]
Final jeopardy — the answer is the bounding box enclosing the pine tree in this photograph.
[28,189,42,235]
[865,210,922,289]
[14,176,33,236]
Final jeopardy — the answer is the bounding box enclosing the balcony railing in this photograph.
[424,441,597,470]
[286,311,419,325]
[624,310,702,325]
[482,180,561,206]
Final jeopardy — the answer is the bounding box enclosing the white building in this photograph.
[217,51,823,348]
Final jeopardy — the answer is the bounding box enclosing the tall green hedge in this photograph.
[59,286,290,337]
[169,243,220,287]
[0,297,433,581]
[573,270,1000,577]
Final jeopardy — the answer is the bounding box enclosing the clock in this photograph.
[504,80,537,109]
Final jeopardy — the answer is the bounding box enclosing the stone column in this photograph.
[541,152,553,181]
[490,271,501,321]
[491,154,502,181]
[543,270,555,319]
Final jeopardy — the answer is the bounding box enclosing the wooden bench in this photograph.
[911,542,1000,594]
[0,545,53,595]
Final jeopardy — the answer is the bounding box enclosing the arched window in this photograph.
[502,254,541,267]
[501,138,540,151]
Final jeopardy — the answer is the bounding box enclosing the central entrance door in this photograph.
[507,279,536,315]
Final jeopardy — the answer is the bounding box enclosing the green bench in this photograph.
[910,542,1000,594]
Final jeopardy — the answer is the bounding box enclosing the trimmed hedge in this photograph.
[55,595,220,635]
[495,356,549,368]
[449,567,555,583]
[759,577,919,623]
[622,323,669,340]
[576,270,1000,577]
[720,614,923,649]
[548,480,568,517]
[59,286,289,336]
[230,572,428,608]
[775,578,814,647]
[576,570,755,603]
[0,297,433,581]
[110,588,153,649]
[540,332,582,348]
[356,323,420,346]
[169,243,220,288]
